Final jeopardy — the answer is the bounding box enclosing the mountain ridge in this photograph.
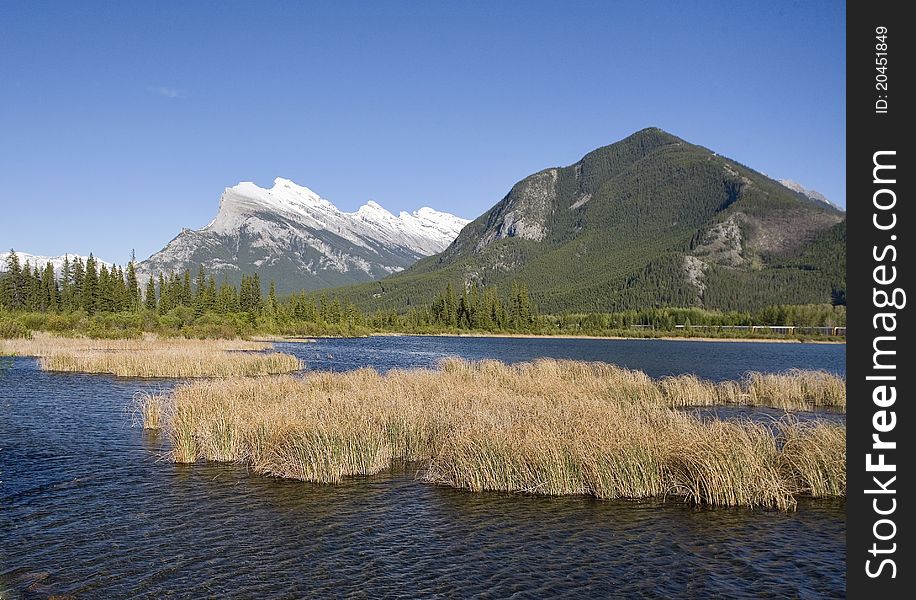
[777,179,843,211]
[0,251,113,276]
[138,178,469,293]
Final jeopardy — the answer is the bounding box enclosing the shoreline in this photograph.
[364,332,846,345]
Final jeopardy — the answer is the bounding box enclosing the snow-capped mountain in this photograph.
[778,179,844,211]
[0,251,113,276]
[139,178,469,293]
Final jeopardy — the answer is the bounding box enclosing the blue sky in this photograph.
[0,1,845,265]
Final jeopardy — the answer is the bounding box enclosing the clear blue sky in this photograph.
[1,1,845,265]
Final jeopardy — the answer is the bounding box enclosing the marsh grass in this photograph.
[746,370,846,410]
[1,332,301,377]
[146,358,845,509]
[0,332,272,356]
[133,392,164,430]
[39,349,301,378]
[778,418,847,497]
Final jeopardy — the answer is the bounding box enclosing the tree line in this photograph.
[1,250,845,339]
[0,252,141,314]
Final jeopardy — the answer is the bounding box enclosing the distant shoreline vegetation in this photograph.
[1,250,845,341]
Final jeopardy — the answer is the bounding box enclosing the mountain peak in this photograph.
[217,178,333,224]
[355,128,846,315]
[358,200,389,212]
[269,176,320,196]
[140,178,469,293]
[354,200,398,223]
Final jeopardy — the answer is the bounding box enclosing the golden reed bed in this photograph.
[1,333,301,378]
[141,358,845,509]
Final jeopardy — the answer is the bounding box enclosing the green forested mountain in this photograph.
[324,128,845,314]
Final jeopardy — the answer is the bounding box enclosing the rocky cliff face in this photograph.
[139,178,469,293]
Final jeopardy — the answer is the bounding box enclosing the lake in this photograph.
[0,337,846,598]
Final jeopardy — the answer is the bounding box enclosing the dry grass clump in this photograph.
[656,370,845,412]
[133,391,164,429]
[778,419,847,497]
[40,348,300,378]
[663,415,792,509]
[146,358,846,509]
[746,370,846,410]
[0,331,271,356]
[1,331,300,378]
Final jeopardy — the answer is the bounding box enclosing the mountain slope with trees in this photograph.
[325,128,845,314]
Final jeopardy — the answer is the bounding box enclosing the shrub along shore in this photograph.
[0,333,302,378]
[141,358,846,510]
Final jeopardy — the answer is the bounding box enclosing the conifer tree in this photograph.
[71,258,85,311]
[98,263,113,312]
[217,278,239,313]
[268,280,278,316]
[144,275,158,311]
[182,270,193,307]
[126,253,140,311]
[25,263,41,312]
[113,265,129,311]
[1,250,24,310]
[42,261,59,312]
[60,255,75,311]
[444,281,458,327]
[156,272,169,314]
[206,275,217,312]
[82,255,99,314]
[193,265,207,316]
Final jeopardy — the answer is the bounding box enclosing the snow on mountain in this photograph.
[139,178,469,293]
[778,180,844,211]
[0,251,113,276]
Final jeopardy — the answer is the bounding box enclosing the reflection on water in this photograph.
[1,337,846,598]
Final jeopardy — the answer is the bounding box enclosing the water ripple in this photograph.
[0,338,846,598]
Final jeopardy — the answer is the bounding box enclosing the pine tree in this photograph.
[444,281,458,327]
[98,263,113,312]
[113,265,129,311]
[126,252,140,311]
[81,255,100,313]
[144,275,158,311]
[193,265,207,316]
[71,258,85,311]
[60,255,75,311]
[42,261,59,312]
[182,270,193,307]
[268,280,278,316]
[206,275,217,313]
[217,278,239,314]
[25,262,42,312]
[157,272,169,314]
[1,250,25,310]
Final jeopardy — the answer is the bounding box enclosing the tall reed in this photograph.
[147,358,846,509]
[746,370,846,410]
[133,391,164,429]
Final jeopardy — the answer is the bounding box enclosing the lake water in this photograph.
[276,335,846,381]
[0,337,846,598]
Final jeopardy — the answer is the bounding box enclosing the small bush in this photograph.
[0,319,31,339]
